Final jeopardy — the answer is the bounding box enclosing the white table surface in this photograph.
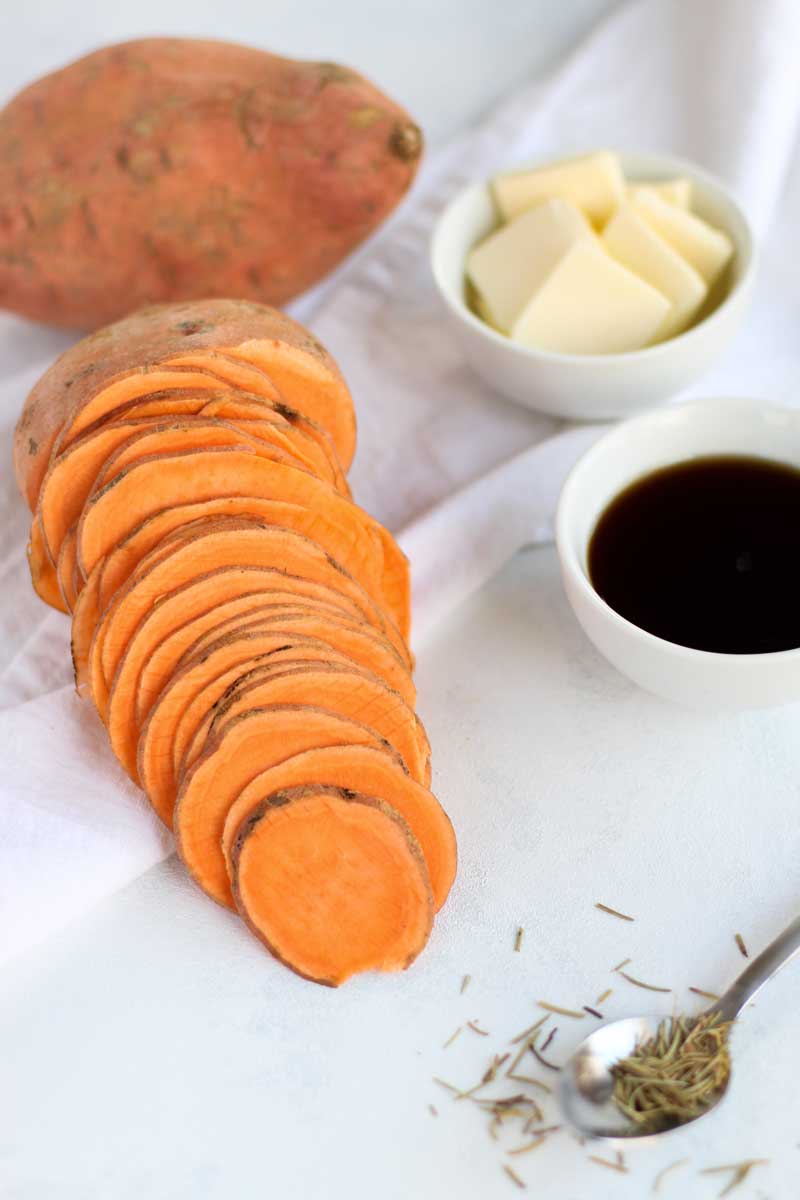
[4,3,797,1198]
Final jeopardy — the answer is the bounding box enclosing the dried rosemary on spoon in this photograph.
[611,1012,733,1133]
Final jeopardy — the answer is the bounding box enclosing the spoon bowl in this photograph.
[559,1014,729,1140]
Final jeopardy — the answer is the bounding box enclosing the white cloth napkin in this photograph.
[3,0,800,967]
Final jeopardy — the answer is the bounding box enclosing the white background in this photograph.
[3,3,796,1198]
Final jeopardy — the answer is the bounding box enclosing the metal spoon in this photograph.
[560,914,800,1140]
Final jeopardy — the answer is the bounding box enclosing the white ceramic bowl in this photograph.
[556,398,800,711]
[430,152,756,421]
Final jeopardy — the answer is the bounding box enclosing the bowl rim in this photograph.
[555,396,800,667]
[430,149,758,367]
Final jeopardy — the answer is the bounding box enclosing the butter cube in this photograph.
[603,204,707,340]
[511,241,671,355]
[467,199,593,333]
[492,151,625,227]
[632,191,733,285]
[627,178,692,209]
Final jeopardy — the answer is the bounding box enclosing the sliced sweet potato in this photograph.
[28,517,66,612]
[15,300,353,510]
[182,661,429,786]
[198,393,349,497]
[175,606,414,706]
[134,593,356,724]
[86,387,349,498]
[139,638,360,826]
[107,598,361,779]
[231,784,432,986]
[71,500,331,682]
[75,449,396,615]
[88,518,399,717]
[70,495,410,699]
[56,528,80,612]
[37,411,345,568]
[166,341,356,472]
[222,745,455,911]
[174,703,403,908]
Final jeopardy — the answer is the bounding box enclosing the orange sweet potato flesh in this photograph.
[222,745,456,911]
[0,39,422,330]
[56,529,80,612]
[28,517,66,612]
[35,415,340,578]
[107,600,368,780]
[70,502,410,702]
[37,411,346,566]
[75,450,405,628]
[139,639,360,826]
[174,705,405,908]
[231,784,432,986]
[88,518,402,717]
[69,498,378,683]
[133,593,358,724]
[160,609,417,777]
[183,661,429,786]
[14,300,356,509]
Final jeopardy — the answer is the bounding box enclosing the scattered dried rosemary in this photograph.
[699,1158,768,1196]
[734,933,748,959]
[652,1157,688,1193]
[617,969,671,994]
[689,986,720,1001]
[537,1001,585,1019]
[589,1154,628,1174]
[595,902,635,921]
[611,1012,732,1133]
[514,927,524,952]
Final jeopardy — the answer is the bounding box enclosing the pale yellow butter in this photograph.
[632,191,733,285]
[603,204,707,340]
[626,178,692,209]
[466,199,593,333]
[511,241,671,355]
[492,151,625,227]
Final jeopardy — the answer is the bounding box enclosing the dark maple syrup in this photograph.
[588,455,800,654]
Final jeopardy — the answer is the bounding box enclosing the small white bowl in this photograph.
[430,152,756,421]
[556,398,800,711]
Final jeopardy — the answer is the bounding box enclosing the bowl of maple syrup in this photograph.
[556,398,800,709]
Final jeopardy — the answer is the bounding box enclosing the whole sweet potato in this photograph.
[0,39,423,328]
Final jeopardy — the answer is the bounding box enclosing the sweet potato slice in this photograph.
[71,500,337,682]
[88,518,399,717]
[70,495,410,698]
[166,340,356,471]
[56,528,80,612]
[166,618,413,793]
[175,606,414,706]
[84,387,349,498]
[15,300,353,510]
[231,784,432,986]
[139,638,359,826]
[198,393,349,497]
[37,411,344,568]
[174,704,403,907]
[75,449,396,614]
[107,598,360,779]
[222,745,455,911]
[28,517,66,612]
[133,592,356,724]
[183,661,429,785]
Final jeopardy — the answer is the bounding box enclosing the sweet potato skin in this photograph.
[0,38,423,331]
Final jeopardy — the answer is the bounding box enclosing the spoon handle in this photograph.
[709,914,800,1023]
